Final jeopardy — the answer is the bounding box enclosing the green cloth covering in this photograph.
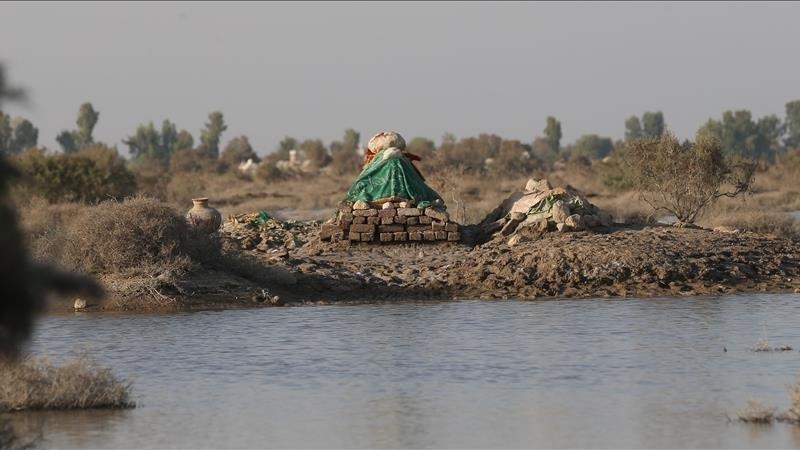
[248,210,272,228]
[343,150,442,208]
[526,193,561,216]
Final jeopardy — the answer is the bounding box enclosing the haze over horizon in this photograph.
[1,1,799,155]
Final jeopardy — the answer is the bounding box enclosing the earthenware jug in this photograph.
[186,198,222,233]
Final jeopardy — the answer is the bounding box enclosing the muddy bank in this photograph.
[48,218,800,313]
[260,223,800,302]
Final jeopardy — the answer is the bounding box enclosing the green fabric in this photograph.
[248,210,272,228]
[343,150,442,207]
[526,193,561,216]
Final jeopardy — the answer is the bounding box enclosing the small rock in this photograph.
[353,200,369,210]
[552,200,571,223]
[565,214,586,231]
[507,234,522,246]
[713,226,741,234]
[74,298,87,310]
[556,223,567,232]
[525,178,552,192]
[381,202,393,210]
[398,201,408,208]
[269,296,284,306]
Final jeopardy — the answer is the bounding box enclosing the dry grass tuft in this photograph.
[703,210,799,240]
[0,356,135,412]
[780,377,800,424]
[737,400,777,424]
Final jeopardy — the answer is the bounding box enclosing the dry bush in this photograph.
[16,197,84,261]
[60,197,220,274]
[0,356,134,412]
[737,400,776,424]
[623,131,756,224]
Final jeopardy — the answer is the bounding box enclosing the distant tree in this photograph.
[57,102,99,153]
[569,134,614,159]
[342,128,360,153]
[175,130,194,152]
[785,100,800,150]
[220,135,260,172]
[125,120,194,164]
[406,137,436,160]
[642,111,665,138]
[299,139,330,169]
[698,109,779,160]
[278,136,297,153]
[441,132,456,146]
[543,116,562,153]
[75,102,99,147]
[489,139,536,176]
[125,122,161,162]
[160,120,179,157]
[9,117,38,154]
[330,129,362,175]
[199,111,227,158]
[755,115,784,162]
[624,116,643,141]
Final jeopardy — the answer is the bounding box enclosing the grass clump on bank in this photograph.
[0,356,135,412]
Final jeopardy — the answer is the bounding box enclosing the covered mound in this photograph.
[321,131,460,245]
[343,131,443,208]
[474,178,613,244]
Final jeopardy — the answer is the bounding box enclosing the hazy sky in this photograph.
[1,1,799,155]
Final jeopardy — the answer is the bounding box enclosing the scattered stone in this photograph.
[425,208,450,222]
[552,200,571,223]
[525,178,552,192]
[73,298,87,310]
[556,223,567,232]
[565,214,586,231]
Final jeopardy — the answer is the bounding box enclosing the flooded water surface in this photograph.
[15,294,800,448]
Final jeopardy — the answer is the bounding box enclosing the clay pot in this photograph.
[186,198,222,233]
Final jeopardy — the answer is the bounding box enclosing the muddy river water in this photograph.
[12,294,800,448]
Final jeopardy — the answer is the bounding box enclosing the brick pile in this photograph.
[319,201,461,244]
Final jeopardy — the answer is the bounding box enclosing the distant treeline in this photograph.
[2,98,800,203]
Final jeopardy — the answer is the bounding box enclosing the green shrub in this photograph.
[12,146,136,203]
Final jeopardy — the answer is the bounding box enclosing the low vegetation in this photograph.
[622,131,756,225]
[737,376,800,425]
[0,356,134,412]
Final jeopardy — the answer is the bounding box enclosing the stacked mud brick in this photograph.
[319,201,461,244]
